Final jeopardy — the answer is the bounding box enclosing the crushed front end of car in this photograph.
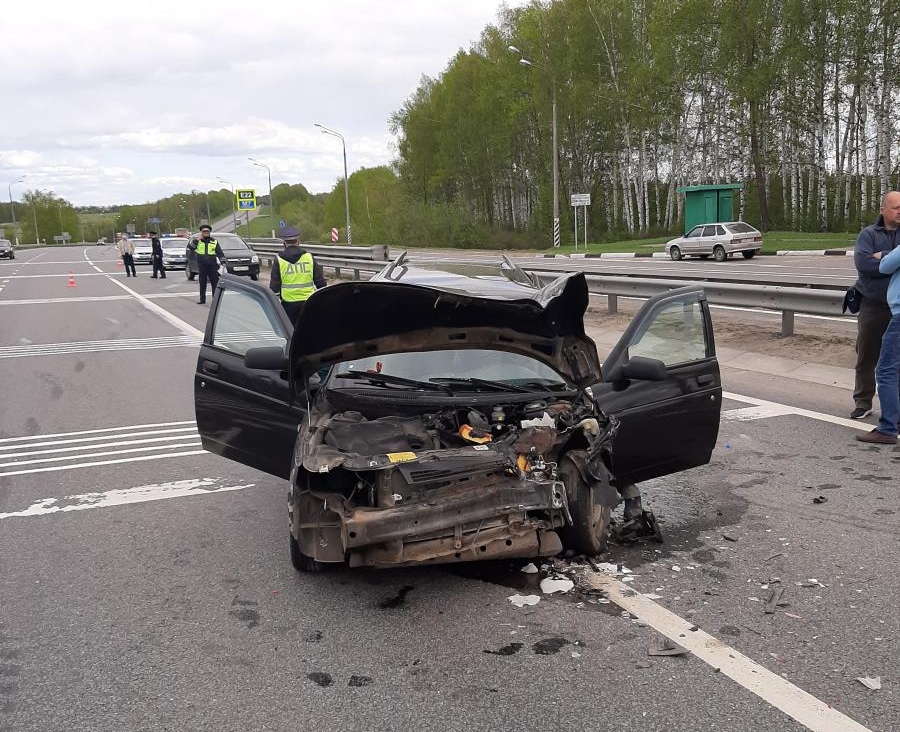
[291,392,620,568]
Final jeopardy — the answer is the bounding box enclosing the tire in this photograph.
[9,253,14,260]
[742,250,756,259]
[557,453,612,555]
[713,246,727,262]
[250,272,259,281]
[669,246,682,261]
[289,532,328,573]
[185,266,196,281]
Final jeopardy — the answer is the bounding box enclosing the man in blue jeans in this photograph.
[856,243,900,444]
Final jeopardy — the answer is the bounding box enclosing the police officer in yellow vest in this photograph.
[189,224,226,304]
[270,226,326,323]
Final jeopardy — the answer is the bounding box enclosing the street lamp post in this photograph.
[248,158,274,234]
[216,176,238,232]
[8,175,25,246]
[314,123,352,245]
[509,46,560,248]
[32,194,40,246]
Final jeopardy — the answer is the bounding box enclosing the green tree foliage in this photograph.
[18,190,80,244]
[390,0,900,243]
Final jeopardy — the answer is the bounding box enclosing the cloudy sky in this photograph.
[1,0,524,207]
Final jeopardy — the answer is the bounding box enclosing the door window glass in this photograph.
[702,225,718,237]
[628,299,709,366]
[212,289,287,356]
[684,226,703,238]
[715,225,726,236]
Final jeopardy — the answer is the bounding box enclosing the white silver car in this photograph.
[665,222,763,261]
[131,238,153,265]
[160,237,189,269]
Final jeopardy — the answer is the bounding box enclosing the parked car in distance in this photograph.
[193,256,722,572]
[131,238,153,265]
[160,237,189,269]
[666,222,763,261]
[0,239,14,259]
[185,232,260,281]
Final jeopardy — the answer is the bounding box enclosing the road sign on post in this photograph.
[331,228,339,243]
[236,189,256,211]
[570,194,591,250]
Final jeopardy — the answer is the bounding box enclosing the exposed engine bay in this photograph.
[291,392,626,568]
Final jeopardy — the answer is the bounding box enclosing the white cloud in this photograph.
[1,0,526,205]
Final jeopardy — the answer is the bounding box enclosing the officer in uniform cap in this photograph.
[270,226,326,324]
[188,224,225,304]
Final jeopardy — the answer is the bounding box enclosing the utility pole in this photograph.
[8,175,25,246]
[314,123,352,245]
[217,177,238,232]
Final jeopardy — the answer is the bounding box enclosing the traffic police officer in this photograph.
[189,224,225,304]
[150,231,166,279]
[270,226,326,323]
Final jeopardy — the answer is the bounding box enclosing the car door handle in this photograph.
[697,374,714,386]
[202,360,220,374]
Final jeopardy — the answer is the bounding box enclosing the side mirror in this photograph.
[620,356,667,381]
[244,347,290,371]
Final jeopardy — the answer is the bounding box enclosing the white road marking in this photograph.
[0,439,201,468]
[2,272,113,278]
[721,404,795,422]
[0,335,200,359]
[585,572,873,732]
[0,293,196,306]
[0,431,198,457]
[724,391,871,431]
[0,449,207,477]
[0,477,254,519]
[105,274,204,339]
[0,420,195,444]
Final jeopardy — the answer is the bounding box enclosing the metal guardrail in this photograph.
[305,256,849,337]
[247,240,389,261]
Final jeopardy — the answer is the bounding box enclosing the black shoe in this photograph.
[197,300,206,305]
[855,428,897,445]
[850,407,873,419]
[151,276,157,279]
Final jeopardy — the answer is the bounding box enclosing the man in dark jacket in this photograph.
[188,224,226,304]
[270,226,326,324]
[150,231,166,279]
[851,191,900,418]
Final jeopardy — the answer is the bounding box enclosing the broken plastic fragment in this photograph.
[643,593,663,600]
[540,577,574,594]
[648,635,688,656]
[856,676,881,690]
[508,594,541,607]
[520,563,539,574]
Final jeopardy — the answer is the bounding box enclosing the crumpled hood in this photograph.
[290,271,601,387]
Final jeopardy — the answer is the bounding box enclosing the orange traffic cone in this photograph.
[67,271,76,288]
[116,259,123,269]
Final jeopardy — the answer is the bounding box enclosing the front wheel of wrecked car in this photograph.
[558,453,612,556]
[289,532,329,573]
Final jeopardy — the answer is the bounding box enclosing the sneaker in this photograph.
[855,429,898,445]
[850,407,873,419]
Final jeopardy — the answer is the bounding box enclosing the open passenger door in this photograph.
[592,286,721,486]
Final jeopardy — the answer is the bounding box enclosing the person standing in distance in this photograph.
[150,231,166,279]
[189,224,225,304]
[850,191,900,419]
[270,226,326,324]
[118,234,136,277]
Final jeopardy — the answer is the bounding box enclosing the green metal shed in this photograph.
[676,183,742,235]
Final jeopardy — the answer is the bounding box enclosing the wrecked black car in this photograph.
[194,256,721,571]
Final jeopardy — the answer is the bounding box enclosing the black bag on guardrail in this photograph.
[842,286,861,314]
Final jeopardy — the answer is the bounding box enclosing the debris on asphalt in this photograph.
[764,553,784,562]
[797,578,826,588]
[784,612,803,619]
[856,676,882,691]
[813,495,829,504]
[636,660,653,669]
[722,532,738,542]
[540,577,575,594]
[671,565,682,572]
[648,635,688,657]
[643,593,663,600]
[520,563,539,574]
[508,594,541,607]
[764,587,785,614]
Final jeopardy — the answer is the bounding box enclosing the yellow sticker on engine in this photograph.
[387,452,417,463]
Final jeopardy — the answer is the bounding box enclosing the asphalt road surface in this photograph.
[0,246,897,732]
